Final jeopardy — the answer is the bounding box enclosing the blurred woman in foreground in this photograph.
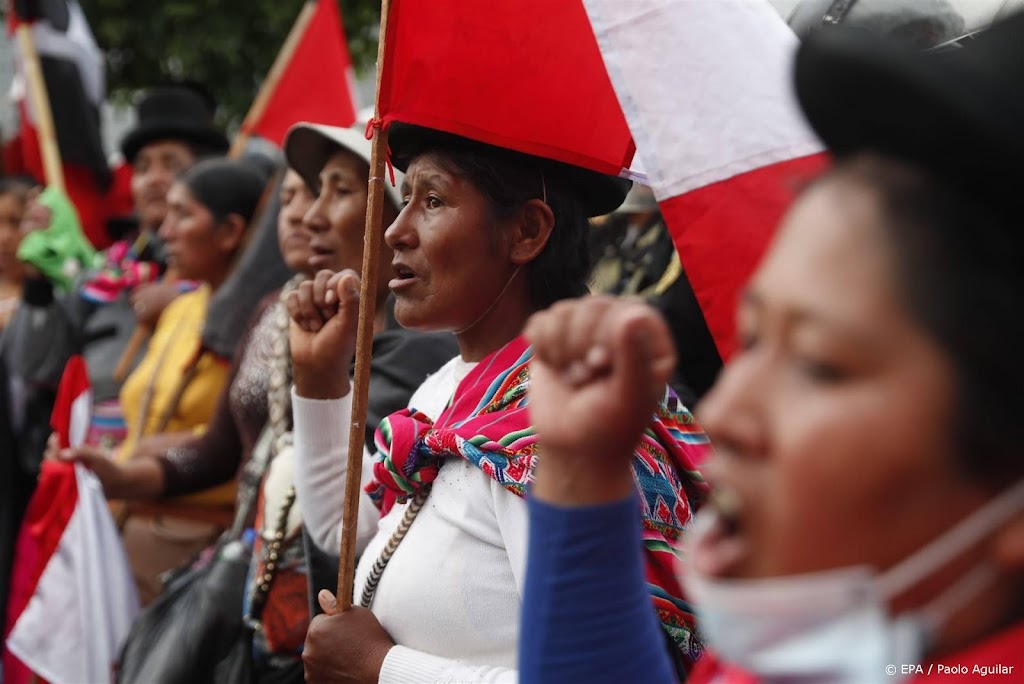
[520,12,1024,684]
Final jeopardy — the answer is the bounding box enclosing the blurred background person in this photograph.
[0,176,35,330]
[56,157,268,603]
[1,84,229,491]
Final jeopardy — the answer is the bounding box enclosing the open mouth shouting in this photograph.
[691,485,748,578]
[390,261,420,291]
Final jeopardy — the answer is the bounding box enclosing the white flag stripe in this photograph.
[6,465,138,684]
[584,0,822,201]
[31,0,105,106]
[69,388,92,448]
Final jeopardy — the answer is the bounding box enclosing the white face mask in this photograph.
[681,479,1024,684]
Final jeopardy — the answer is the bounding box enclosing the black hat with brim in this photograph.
[120,86,230,163]
[387,123,632,217]
[794,10,1024,219]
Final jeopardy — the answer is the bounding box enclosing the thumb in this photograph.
[334,272,361,309]
[318,589,339,616]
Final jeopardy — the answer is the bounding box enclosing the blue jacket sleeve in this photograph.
[519,493,676,684]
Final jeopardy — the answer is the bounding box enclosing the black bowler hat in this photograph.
[387,122,632,217]
[794,9,1024,220]
[119,85,230,163]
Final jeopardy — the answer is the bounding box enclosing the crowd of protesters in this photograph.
[1,1,1023,683]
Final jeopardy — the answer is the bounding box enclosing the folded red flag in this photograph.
[377,0,635,175]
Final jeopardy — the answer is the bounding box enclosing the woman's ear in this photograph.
[509,198,555,266]
[217,213,249,255]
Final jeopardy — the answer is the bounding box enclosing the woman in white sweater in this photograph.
[288,124,711,683]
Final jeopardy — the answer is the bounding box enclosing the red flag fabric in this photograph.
[245,0,357,145]
[49,354,91,450]
[6,0,113,249]
[3,357,135,684]
[584,0,828,359]
[2,460,78,684]
[377,0,635,176]
[3,461,138,684]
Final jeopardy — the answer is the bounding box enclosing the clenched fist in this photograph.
[525,296,677,505]
[287,269,361,400]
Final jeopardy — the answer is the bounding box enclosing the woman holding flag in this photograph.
[55,158,269,603]
[289,123,710,682]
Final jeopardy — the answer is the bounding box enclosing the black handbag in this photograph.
[115,538,253,684]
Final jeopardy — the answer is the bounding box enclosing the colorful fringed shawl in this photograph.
[367,335,712,671]
[80,238,161,304]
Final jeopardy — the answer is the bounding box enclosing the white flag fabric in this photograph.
[4,356,137,684]
[583,0,826,357]
[4,464,139,684]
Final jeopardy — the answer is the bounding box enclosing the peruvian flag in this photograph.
[2,356,138,684]
[377,0,634,176]
[4,0,113,249]
[242,0,358,145]
[584,0,828,359]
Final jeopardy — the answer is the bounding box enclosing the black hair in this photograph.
[831,153,1024,484]
[179,158,267,225]
[0,175,38,199]
[398,143,592,310]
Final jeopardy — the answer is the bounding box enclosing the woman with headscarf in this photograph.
[56,158,267,603]
[290,124,710,683]
[518,10,1024,684]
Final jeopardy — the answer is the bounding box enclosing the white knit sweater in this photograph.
[292,356,525,683]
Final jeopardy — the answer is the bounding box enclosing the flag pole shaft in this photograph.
[15,24,64,191]
[336,0,392,612]
[229,0,318,158]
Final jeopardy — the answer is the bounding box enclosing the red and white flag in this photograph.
[4,0,113,249]
[242,0,358,145]
[377,0,634,176]
[2,357,138,684]
[49,354,91,449]
[584,0,828,358]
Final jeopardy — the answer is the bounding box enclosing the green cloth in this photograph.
[17,187,98,292]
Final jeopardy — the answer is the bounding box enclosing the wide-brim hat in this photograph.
[284,122,405,211]
[119,85,229,163]
[387,123,632,217]
[794,10,1024,219]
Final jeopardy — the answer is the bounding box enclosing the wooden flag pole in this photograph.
[336,0,392,611]
[15,24,64,191]
[229,1,318,158]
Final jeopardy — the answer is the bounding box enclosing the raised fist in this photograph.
[287,269,361,400]
[525,296,677,504]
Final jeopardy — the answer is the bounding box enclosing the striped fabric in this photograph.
[80,240,161,304]
[367,335,712,671]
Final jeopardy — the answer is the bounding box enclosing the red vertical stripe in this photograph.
[661,154,829,359]
[2,462,79,684]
